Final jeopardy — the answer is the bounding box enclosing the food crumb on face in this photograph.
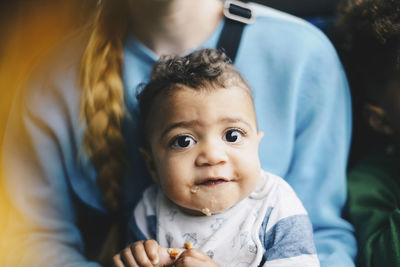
[184,242,192,249]
[201,208,212,216]
[190,186,200,193]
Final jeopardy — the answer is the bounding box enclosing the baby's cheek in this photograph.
[160,179,177,198]
[238,164,260,194]
[162,181,190,205]
[239,177,257,197]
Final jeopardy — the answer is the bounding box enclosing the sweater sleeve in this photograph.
[347,154,400,267]
[259,175,320,267]
[1,54,102,266]
[284,29,356,266]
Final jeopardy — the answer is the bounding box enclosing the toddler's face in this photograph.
[143,85,263,215]
[380,81,400,143]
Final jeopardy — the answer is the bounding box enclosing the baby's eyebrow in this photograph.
[219,117,252,129]
[160,117,253,139]
[160,120,199,139]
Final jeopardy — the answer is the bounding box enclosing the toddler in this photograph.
[113,48,320,267]
[337,0,400,266]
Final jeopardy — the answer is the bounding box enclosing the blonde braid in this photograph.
[79,0,128,212]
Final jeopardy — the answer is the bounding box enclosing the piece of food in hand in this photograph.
[201,208,212,216]
[184,242,192,249]
[167,248,182,259]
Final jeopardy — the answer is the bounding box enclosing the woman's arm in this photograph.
[1,51,102,266]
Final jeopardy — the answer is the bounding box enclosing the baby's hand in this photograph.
[174,248,218,267]
[113,239,174,267]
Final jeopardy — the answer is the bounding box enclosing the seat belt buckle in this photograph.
[223,0,256,24]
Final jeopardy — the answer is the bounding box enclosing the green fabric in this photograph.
[346,148,400,267]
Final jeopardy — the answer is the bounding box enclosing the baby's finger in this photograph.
[112,253,125,267]
[143,239,160,265]
[120,246,138,267]
[174,249,217,267]
[132,241,153,267]
[182,248,204,257]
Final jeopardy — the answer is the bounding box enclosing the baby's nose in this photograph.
[195,141,228,166]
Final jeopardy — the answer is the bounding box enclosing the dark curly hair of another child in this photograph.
[336,0,400,103]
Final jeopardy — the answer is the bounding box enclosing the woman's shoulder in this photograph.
[240,3,337,64]
[19,30,88,120]
[251,3,310,27]
[250,3,332,44]
[24,30,87,96]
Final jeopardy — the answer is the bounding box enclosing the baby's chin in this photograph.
[177,199,239,217]
[177,206,229,217]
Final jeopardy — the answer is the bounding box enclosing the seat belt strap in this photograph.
[217,0,255,62]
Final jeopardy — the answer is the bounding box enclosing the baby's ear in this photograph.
[139,147,159,183]
[364,103,394,135]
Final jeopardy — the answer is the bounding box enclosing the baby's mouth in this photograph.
[196,177,228,186]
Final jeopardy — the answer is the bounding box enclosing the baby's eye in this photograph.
[171,135,196,148]
[223,129,243,143]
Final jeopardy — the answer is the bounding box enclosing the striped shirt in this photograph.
[128,170,320,267]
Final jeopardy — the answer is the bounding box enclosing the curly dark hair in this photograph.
[137,48,253,140]
[336,0,400,103]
